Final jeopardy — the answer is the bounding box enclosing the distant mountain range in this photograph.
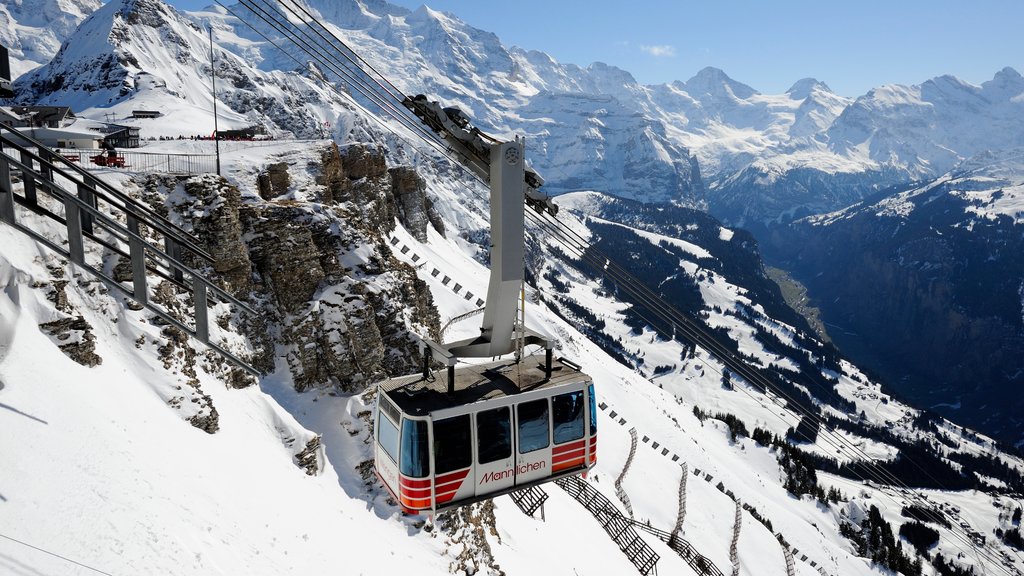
[9,0,1024,225]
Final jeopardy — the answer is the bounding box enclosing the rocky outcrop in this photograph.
[317,143,446,241]
[152,282,220,434]
[390,166,445,241]
[39,315,102,367]
[295,435,322,475]
[244,204,327,315]
[145,144,442,394]
[256,162,291,201]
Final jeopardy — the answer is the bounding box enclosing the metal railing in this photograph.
[0,125,257,374]
[53,148,217,174]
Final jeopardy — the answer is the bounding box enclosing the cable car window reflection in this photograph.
[378,411,400,463]
[517,399,550,453]
[477,406,511,464]
[401,419,429,477]
[434,415,472,474]
[588,384,597,435]
[552,391,585,444]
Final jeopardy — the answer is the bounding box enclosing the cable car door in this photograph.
[515,398,551,485]
[475,406,514,497]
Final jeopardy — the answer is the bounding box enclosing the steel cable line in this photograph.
[277,0,409,102]
[215,3,1006,571]
[226,0,440,148]
[212,0,419,147]
[239,0,501,179]
[0,533,116,576]
[225,0,501,200]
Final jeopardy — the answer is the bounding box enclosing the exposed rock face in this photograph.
[152,282,220,434]
[390,166,445,241]
[145,144,442,393]
[436,501,504,576]
[317,143,350,205]
[244,205,327,315]
[318,142,446,241]
[256,162,291,200]
[295,435,322,475]
[182,177,253,296]
[140,174,253,298]
[39,315,102,367]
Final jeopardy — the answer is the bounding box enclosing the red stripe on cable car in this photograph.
[435,477,466,493]
[552,457,586,473]
[553,447,586,463]
[400,476,432,489]
[400,495,431,509]
[552,439,587,455]
[435,481,464,499]
[401,485,432,498]
[436,468,470,485]
[435,488,461,501]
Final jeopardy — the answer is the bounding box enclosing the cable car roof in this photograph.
[379,356,590,416]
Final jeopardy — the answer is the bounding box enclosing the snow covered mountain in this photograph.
[9,0,1024,225]
[3,1,1024,574]
[0,0,101,80]
[766,149,1024,445]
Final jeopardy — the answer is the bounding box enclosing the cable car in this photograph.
[372,96,595,514]
[374,355,597,513]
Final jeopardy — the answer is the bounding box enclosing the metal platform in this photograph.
[380,356,589,416]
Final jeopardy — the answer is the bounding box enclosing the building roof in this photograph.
[10,106,75,125]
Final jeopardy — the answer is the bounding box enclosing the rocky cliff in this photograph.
[138,142,441,393]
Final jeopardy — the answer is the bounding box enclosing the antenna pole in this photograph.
[208,25,221,176]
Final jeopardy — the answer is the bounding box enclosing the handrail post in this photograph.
[77,181,95,235]
[165,236,184,282]
[38,147,52,181]
[0,156,14,224]
[127,215,148,305]
[64,198,85,265]
[19,150,37,206]
[193,275,209,343]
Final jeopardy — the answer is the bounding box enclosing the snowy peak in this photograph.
[305,0,409,30]
[786,77,831,100]
[0,0,102,79]
[683,66,758,101]
[982,65,1024,99]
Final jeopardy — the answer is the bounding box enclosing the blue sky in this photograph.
[169,0,1024,96]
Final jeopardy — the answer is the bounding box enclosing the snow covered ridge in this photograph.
[8,0,1024,222]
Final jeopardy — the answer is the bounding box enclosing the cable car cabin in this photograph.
[374,355,597,514]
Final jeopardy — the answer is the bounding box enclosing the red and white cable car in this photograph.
[373,97,595,514]
[374,356,597,513]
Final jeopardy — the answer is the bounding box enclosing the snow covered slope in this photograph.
[0,0,100,80]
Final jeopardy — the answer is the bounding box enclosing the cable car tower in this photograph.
[372,96,597,514]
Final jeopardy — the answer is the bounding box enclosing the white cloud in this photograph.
[640,44,676,58]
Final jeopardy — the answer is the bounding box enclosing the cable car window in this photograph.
[517,399,550,454]
[434,415,472,474]
[378,411,400,464]
[400,418,429,478]
[588,384,597,435]
[552,390,585,444]
[477,406,511,464]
